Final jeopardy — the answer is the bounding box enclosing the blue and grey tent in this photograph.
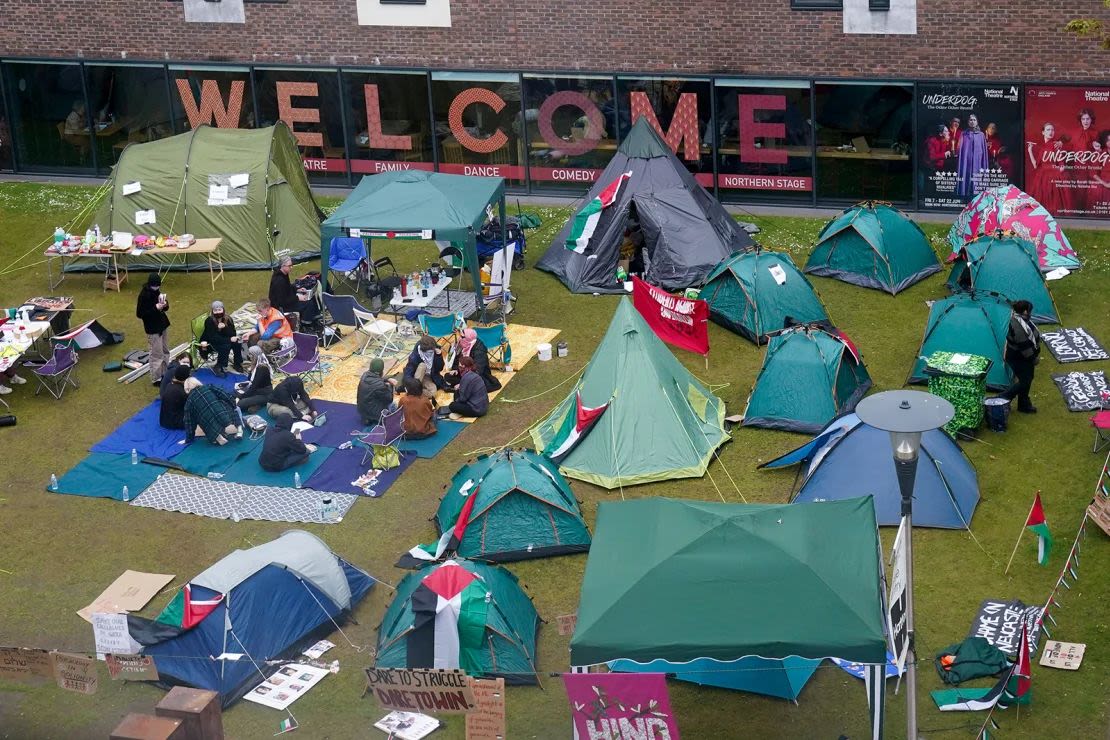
[133,531,374,706]
[609,656,820,701]
[762,413,979,529]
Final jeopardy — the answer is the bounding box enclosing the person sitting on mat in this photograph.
[159,364,191,430]
[258,414,317,472]
[182,377,243,446]
[242,298,293,355]
[199,300,243,377]
[403,335,446,398]
[439,356,489,420]
[444,328,502,393]
[235,345,273,412]
[160,352,191,395]
[399,377,437,440]
[357,357,396,425]
[267,376,318,422]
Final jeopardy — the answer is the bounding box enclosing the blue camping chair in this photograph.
[418,312,464,352]
[328,237,367,295]
[473,324,512,367]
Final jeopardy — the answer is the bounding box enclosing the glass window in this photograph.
[715,79,813,203]
[615,76,713,183]
[2,61,92,172]
[431,71,524,186]
[84,64,173,175]
[342,70,433,181]
[814,82,913,203]
[170,65,255,133]
[254,67,347,185]
[522,74,617,192]
[0,72,13,171]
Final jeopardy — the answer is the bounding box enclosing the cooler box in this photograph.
[924,351,991,436]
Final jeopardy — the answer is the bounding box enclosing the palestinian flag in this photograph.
[50,319,121,349]
[407,561,489,673]
[836,329,861,364]
[128,584,225,646]
[544,391,610,464]
[1002,622,1032,707]
[933,663,1017,711]
[1026,493,1052,565]
[565,172,632,253]
[397,482,481,569]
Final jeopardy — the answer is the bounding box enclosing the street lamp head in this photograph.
[855,390,955,461]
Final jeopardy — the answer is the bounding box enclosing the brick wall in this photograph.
[0,0,1106,81]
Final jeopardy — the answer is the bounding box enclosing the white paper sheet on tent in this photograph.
[135,210,155,225]
[209,184,229,200]
[768,264,787,285]
[228,173,249,188]
[122,182,141,196]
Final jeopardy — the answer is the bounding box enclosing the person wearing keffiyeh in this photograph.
[444,328,501,393]
[403,335,446,398]
[999,299,1042,414]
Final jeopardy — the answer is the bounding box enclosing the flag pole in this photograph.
[1005,490,1040,574]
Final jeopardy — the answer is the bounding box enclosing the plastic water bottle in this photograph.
[294,472,302,489]
[49,473,58,491]
[206,472,224,480]
[231,510,240,523]
[131,448,138,465]
[121,485,130,502]
[53,227,65,245]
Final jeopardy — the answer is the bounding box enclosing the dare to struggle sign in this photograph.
[364,667,476,714]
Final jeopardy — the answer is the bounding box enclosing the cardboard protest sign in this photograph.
[92,612,141,656]
[1051,370,1109,411]
[0,647,54,681]
[466,677,506,740]
[1039,641,1085,670]
[967,599,1041,658]
[105,654,159,681]
[364,667,476,714]
[77,570,174,623]
[50,652,98,695]
[1042,328,1109,363]
[563,672,680,740]
[556,613,578,636]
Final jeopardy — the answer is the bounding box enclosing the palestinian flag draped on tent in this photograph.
[566,172,631,253]
[545,391,611,463]
[1025,492,1052,565]
[933,623,1032,712]
[49,319,122,350]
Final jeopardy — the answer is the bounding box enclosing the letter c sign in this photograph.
[448,88,508,154]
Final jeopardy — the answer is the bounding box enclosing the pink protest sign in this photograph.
[562,672,680,739]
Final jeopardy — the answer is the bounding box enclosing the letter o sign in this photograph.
[448,88,508,154]
[538,91,604,156]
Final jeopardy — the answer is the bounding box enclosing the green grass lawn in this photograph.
[0,181,1107,739]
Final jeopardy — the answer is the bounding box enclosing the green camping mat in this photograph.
[220,445,335,488]
[397,420,466,458]
[50,453,165,500]
[935,636,1011,685]
[926,351,991,434]
[172,435,263,478]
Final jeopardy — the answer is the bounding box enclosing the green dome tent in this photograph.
[433,449,590,562]
[908,292,1013,390]
[375,559,540,685]
[805,201,940,294]
[742,325,872,433]
[947,234,1059,325]
[94,123,322,269]
[701,249,829,344]
[530,297,728,489]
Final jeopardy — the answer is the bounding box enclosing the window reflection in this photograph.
[85,65,173,174]
[254,68,347,185]
[431,72,524,186]
[3,61,92,172]
[343,70,433,180]
[523,74,616,191]
[615,76,713,179]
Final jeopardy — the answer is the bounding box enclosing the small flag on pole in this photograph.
[275,717,298,735]
[1025,492,1052,565]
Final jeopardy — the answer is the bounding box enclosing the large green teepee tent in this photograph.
[805,201,939,294]
[701,249,829,344]
[94,123,322,269]
[432,449,590,562]
[947,234,1059,324]
[530,297,728,488]
[908,292,1014,390]
[742,326,872,433]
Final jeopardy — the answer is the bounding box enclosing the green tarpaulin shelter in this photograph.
[947,234,1059,324]
[95,123,322,269]
[702,249,829,345]
[319,171,506,313]
[435,449,590,562]
[908,292,1014,391]
[570,497,889,734]
[805,201,940,294]
[530,297,728,488]
[743,325,872,433]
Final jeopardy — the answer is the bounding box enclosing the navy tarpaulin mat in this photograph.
[221,445,335,488]
[51,453,164,500]
[91,400,186,459]
[397,420,467,458]
[173,435,262,477]
[299,400,368,448]
[193,367,247,391]
[304,446,416,497]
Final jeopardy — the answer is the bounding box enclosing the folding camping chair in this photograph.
[473,324,512,368]
[188,312,219,369]
[24,344,79,399]
[1092,409,1110,453]
[322,292,401,357]
[355,405,405,465]
[328,237,368,295]
[480,241,516,322]
[418,313,465,354]
[275,332,323,387]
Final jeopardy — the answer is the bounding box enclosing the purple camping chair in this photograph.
[276,332,323,387]
[356,405,405,465]
[24,344,79,399]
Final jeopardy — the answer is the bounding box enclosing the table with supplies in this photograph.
[45,237,223,291]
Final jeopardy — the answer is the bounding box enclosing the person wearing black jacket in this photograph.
[136,273,170,386]
[403,336,447,397]
[269,257,320,325]
[258,415,316,472]
[199,300,243,377]
[444,328,502,393]
[160,353,192,395]
[999,299,1042,414]
[357,357,396,425]
[267,376,318,421]
[159,364,190,429]
[236,345,273,411]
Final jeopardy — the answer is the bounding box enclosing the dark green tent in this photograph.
[743,325,872,433]
[434,449,590,562]
[95,123,322,269]
[701,249,829,344]
[375,559,540,685]
[805,201,940,294]
[908,292,1014,390]
[947,234,1059,324]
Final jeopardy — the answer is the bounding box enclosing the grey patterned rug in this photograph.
[132,473,357,524]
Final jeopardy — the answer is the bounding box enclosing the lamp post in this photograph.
[856,390,953,740]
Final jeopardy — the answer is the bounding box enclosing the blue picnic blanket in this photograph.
[91,400,187,460]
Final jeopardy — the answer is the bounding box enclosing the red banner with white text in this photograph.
[631,276,709,356]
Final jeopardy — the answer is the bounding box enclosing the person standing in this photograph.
[999,300,1041,414]
[136,273,170,387]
